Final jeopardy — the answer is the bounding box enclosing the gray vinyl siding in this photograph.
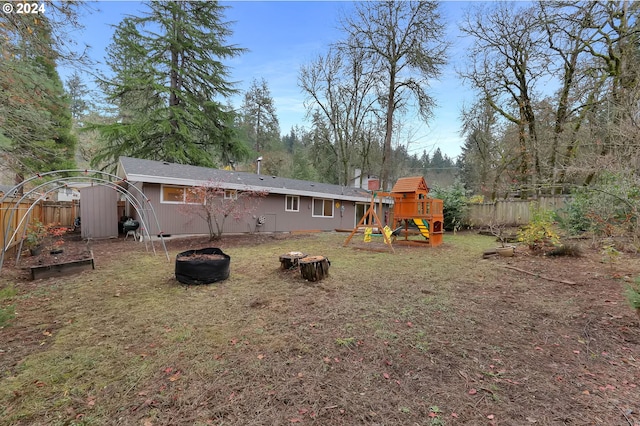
[138,185,209,236]
[137,183,372,235]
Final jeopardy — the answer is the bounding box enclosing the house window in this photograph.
[312,198,334,217]
[355,203,371,225]
[185,188,205,204]
[285,195,299,212]
[162,185,186,203]
[162,185,204,204]
[224,189,238,200]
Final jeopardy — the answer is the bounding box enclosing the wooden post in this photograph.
[279,252,307,270]
[299,255,330,282]
[343,193,394,253]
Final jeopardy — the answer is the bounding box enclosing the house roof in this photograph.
[117,157,380,203]
[0,184,17,197]
[391,176,429,194]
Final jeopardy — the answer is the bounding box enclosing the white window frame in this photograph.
[161,185,205,204]
[355,202,372,225]
[224,189,238,200]
[285,195,300,212]
[161,184,186,204]
[312,198,334,218]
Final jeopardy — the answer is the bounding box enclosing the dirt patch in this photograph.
[19,242,93,269]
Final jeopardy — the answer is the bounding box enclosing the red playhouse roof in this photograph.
[391,176,429,194]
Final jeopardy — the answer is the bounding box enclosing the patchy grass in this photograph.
[0,284,17,328]
[0,231,639,425]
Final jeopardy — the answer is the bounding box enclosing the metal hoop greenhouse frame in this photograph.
[0,169,170,274]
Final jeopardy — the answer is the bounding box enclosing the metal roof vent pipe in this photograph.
[256,156,263,175]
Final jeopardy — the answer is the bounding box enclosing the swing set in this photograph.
[343,176,444,252]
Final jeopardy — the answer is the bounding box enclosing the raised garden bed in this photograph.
[29,253,95,280]
[18,237,95,280]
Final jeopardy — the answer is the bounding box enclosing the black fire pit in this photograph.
[175,247,230,285]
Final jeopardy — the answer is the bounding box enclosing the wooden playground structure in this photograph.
[344,176,444,252]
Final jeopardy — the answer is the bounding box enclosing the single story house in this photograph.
[0,184,17,198]
[51,184,83,202]
[80,156,392,239]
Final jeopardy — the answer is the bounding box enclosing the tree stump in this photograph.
[279,252,307,270]
[299,255,329,282]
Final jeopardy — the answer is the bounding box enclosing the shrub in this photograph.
[430,181,469,232]
[558,171,640,238]
[517,205,560,251]
[25,220,47,250]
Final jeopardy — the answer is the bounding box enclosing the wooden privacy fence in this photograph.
[41,200,79,227]
[464,196,569,227]
[1,199,78,251]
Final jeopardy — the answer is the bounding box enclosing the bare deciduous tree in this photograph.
[299,46,380,186]
[340,0,447,190]
[460,2,548,198]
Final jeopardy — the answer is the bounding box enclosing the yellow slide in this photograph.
[412,218,430,238]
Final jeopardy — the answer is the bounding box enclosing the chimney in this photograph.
[256,156,263,175]
[353,168,362,188]
[367,178,380,191]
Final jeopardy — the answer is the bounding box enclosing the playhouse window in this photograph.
[224,189,238,200]
[312,198,334,217]
[285,195,299,212]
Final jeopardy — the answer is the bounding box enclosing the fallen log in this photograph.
[502,265,577,285]
[483,247,516,258]
[482,250,499,259]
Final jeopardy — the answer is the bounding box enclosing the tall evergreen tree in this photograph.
[282,129,298,154]
[65,71,90,120]
[240,78,280,153]
[90,1,247,170]
[0,14,76,184]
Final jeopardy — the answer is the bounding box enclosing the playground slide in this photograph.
[412,218,430,238]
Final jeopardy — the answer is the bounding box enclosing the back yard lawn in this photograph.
[0,231,639,425]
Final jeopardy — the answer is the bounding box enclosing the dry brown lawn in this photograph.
[0,231,639,426]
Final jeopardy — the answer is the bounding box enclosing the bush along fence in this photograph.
[464,196,569,227]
